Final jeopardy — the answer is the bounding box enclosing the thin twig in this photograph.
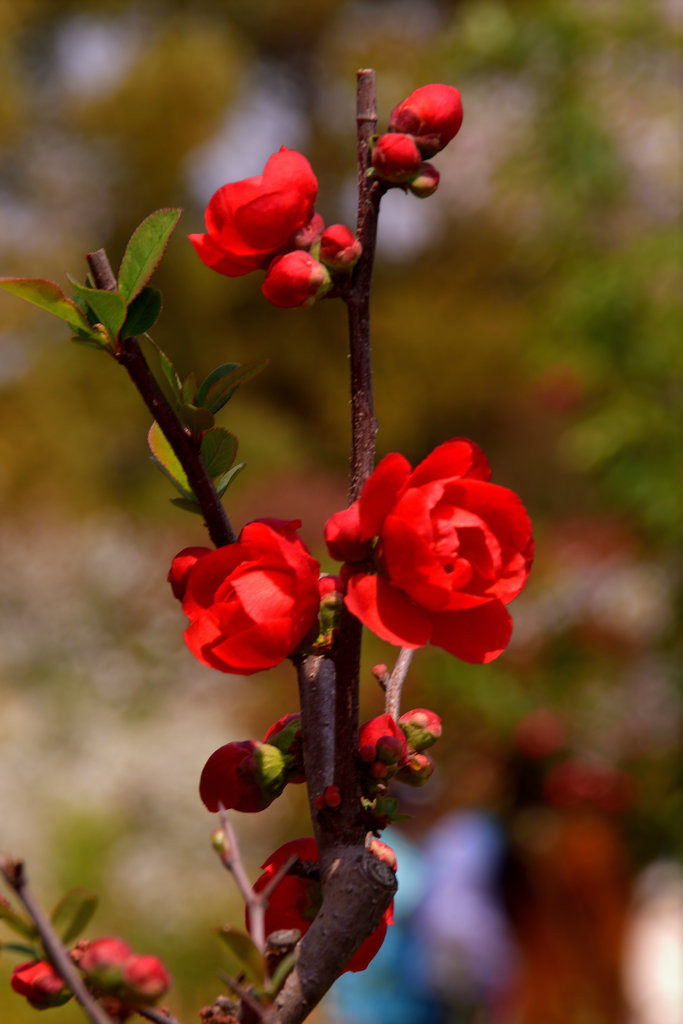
[0,858,114,1024]
[215,809,297,953]
[384,648,415,721]
[216,971,273,1021]
[86,248,236,547]
[136,1008,183,1024]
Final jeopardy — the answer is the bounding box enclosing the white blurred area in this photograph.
[624,862,683,1024]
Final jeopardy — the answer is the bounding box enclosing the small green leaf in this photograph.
[148,421,191,495]
[215,927,265,987]
[68,278,128,341]
[0,277,95,335]
[200,427,238,479]
[215,462,246,497]
[170,496,203,514]
[50,889,97,946]
[139,336,182,407]
[267,950,299,996]
[121,286,162,338]
[0,898,36,941]
[179,403,215,435]
[197,360,268,414]
[118,208,182,302]
[0,941,41,958]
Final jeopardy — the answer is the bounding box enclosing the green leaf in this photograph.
[50,889,97,946]
[181,372,198,405]
[178,403,215,436]
[118,208,182,302]
[121,286,162,338]
[197,360,268,414]
[0,277,95,335]
[0,941,41,958]
[215,927,265,987]
[147,421,192,496]
[0,898,36,941]
[138,336,182,407]
[215,462,246,498]
[267,950,299,996]
[200,427,238,479]
[170,496,203,514]
[68,278,128,341]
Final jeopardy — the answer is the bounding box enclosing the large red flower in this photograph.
[169,519,321,675]
[189,148,318,277]
[325,439,533,664]
[250,838,394,973]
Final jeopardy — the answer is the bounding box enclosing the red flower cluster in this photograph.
[11,937,170,1017]
[169,519,321,675]
[249,838,395,972]
[189,147,360,308]
[199,713,304,813]
[371,83,463,193]
[326,439,533,663]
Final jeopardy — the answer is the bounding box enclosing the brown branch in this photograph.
[86,249,236,548]
[0,857,114,1024]
[137,1008,183,1024]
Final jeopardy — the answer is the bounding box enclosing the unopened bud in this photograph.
[262,251,331,309]
[121,954,171,1005]
[319,224,362,270]
[395,751,434,787]
[399,708,442,751]
[371,132,423,183]
[408,162,440,198]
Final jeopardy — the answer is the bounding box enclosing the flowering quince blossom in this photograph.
[325,438,533,664]
[188,148,318,277]
[389,83,464,157]
[249,838,395,973]
[169,519,321,674]
[371,132,423,183]
[199,739,288,813]
[10,960,70,1009]
[358,713,408,781]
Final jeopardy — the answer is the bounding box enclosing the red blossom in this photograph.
[389,84,463,157]
[10,960,71,1009]
[261,250,330,308]
[170,519,321,675]
[371,132,423,183]
[249,838,394,972]
[121,954,171,1005]
[189,148,318,277]
[325,438,533,664]
[199,740,287,812]
[79,937,132,975]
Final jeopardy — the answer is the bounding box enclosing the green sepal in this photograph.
[147,421,192,498]
[68,277,128,341]
[215,927,266,987]
[49,889,97,946]
[197,360,268,414]
[118,208,182,302]
[200,427,238,479]
[179,403,215,435]
[120,286,162,339]
[0,898,36,941]
[0,277,98,337]
[253,742,288,796]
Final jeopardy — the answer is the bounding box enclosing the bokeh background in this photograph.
[1,1,681,1022]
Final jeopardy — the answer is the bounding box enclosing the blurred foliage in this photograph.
[0,0,681,1021]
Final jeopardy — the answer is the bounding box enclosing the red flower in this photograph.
[371,132,423,183]
[10,960,70,1009]
[170,519,321,675]
[199,740,288,812]
[325,439,533,664]
[250,838,394,972]
[261,250,330,308]
[389,84,463,157]
[189,148,318,277]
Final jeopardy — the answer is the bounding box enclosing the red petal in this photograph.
[430,601,513,663]
[358,452,411,539]
[407,438,490,488]
[344,574,432,648]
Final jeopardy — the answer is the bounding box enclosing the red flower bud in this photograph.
[358,714,407,759]
[261,250,331,308]
[79,937,132,975]
[371,133,423,184]
[312,784,341,810]
[199,740,288,813]
[121,954,171,1005]
[395,751,434,787]
[399,708,442,751]
[11,960,71,1010]
[389,84,463,157]
[319,224,362,270]
[408,163,440,198]
[292,212,325,249]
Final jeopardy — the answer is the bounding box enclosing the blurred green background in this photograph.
[0,1,681,1022]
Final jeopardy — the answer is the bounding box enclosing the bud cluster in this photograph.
[358,707,442,797]
[370,84,463,196]
[10,936,170,1018]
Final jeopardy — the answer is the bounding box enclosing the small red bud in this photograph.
[79,937,133,974]
[10,960,71,1010]
[292,211,325,249]
[121,954,171,1005]
[395,751,434,787]
[262,251,331,309]
[408,163,440,198]
[371,133,423,183]
[399,708,442,751]
[389,84,463,157]
[319,224,362,270]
